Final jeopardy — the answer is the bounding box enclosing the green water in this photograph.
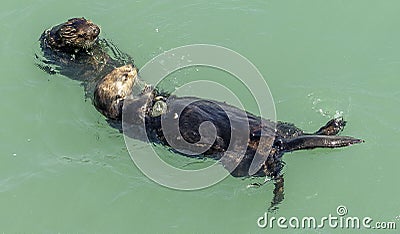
[1,0,399,233]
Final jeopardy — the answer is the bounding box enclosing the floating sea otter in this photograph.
[94,65,363,210]
[36,17,135,97]
[37,18,364,210]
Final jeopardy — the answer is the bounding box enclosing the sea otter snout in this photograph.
[93,64,138,120]
[45,17,100,52]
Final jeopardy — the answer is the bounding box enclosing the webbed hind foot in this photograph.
[247,176,284,212]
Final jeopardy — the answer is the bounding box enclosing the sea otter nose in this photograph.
[132,67,138,77]
[90,25,100,38]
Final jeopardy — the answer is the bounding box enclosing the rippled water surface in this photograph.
[1,0,399,233]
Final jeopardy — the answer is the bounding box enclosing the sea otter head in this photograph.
[48,17,100,52]
[94,64,138,120]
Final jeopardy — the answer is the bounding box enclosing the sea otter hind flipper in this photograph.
[283,135,364,152]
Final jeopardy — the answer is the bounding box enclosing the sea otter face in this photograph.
[50,17,100,51]
[94,64,138,120]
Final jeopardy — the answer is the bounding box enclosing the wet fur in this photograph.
[38,18,364,211]
[37,17,135,97]
[42,17,100,53]
[124,89,363,210]
[142,93,362,178]
[93,64,137,120]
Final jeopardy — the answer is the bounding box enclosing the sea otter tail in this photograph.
[282,135,364,152]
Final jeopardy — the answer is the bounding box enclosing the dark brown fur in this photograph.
[37,19,363,211]
[92,65,364,210]
[122,88,363,210]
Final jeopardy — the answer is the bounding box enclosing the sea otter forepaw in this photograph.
[315,116,347,136]
[141,85,154,94]
[331,116,347,134]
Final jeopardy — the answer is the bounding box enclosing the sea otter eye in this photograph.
[122,74,128,82]
[115,95,122,100]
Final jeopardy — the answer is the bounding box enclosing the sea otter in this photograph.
[37,17,135,97]
[121,90,362,178]
[37,18,363,210]
[93,66,363,210]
